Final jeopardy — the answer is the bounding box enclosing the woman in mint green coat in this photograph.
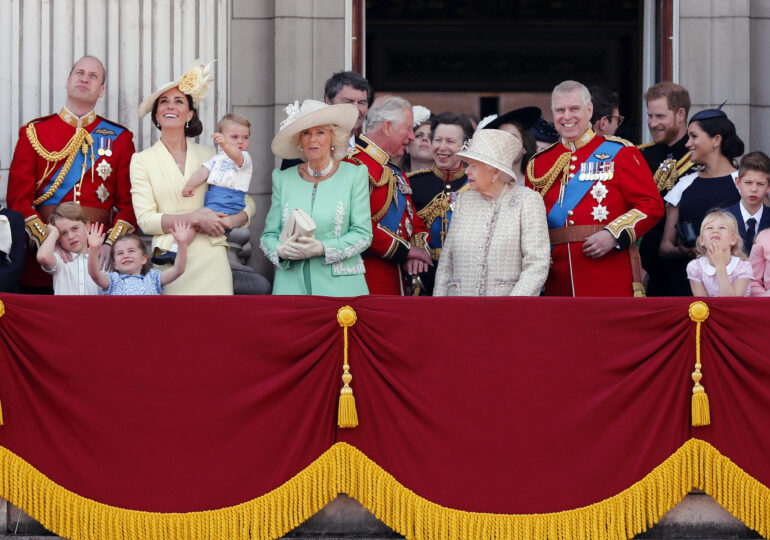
[260,100,372,296]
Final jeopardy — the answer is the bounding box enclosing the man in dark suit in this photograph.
[724,152,770,254]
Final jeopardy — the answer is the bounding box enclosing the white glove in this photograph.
[293,236,324,258]
[276,241,302,260]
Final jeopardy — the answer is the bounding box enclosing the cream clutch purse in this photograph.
[279,208,317,242]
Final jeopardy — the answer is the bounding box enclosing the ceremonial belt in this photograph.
[546,140,623,229]
[549,224,645,297]
[41,120,125,206]
[549,225,603,245]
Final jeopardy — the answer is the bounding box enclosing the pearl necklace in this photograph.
[307,159,334,178]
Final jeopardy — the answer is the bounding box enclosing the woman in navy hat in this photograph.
[483,106,540,185]
[659,105,744,295]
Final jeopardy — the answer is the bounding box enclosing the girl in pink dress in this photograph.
[686,210,751,297]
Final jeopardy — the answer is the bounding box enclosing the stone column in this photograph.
[750,1,770,155]
[679,0,751,148]
[231,0,348,279]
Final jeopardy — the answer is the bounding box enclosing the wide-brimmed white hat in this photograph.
[137,59,214,118]
[271,99,358,160]
[455,129,521,180]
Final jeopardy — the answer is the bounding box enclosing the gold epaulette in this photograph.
[24,114,57,128]
[348,154,389,188]
[407,168,432,178]
[677,153,695,176]
[356,138,389,166]
[637,141,655,150]
[528,141,560,162]
[604,135,634,147]
[526,144,571,196]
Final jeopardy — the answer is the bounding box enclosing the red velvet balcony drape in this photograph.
[0,294,767,539]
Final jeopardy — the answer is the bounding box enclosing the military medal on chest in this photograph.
[588,156,615,223]
[97,136,113,157]
[96,183,110,203]
[96,160,113,181]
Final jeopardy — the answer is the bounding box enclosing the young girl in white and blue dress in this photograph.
[86,221,193,295]
[686,210,752,297]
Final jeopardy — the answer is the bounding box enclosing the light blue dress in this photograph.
[106,269,163,295]
[260,161,372,296]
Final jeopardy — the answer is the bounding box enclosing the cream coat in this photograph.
[130,140,255,295]
[434,185,549,296]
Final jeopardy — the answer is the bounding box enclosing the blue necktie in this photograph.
[745,217,757,250]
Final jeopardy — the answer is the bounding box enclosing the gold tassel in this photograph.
[688,301,710,427]
[336,306,358,428]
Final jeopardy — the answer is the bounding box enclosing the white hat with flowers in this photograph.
[455,129,522,180]
[270,99,358,160]
[138,59,214,118]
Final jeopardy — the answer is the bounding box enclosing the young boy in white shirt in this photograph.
[37,202,102,295]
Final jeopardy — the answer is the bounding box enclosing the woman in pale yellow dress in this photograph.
[130,60,255,294]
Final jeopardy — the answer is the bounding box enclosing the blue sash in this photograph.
[380,168,408,232]
[546,140,623,229]
[41,119,125,206]
[428,213,446,250]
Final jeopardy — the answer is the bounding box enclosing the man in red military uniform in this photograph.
[526,80,664,297]
[345,96,431,294]
[7,55,136,292]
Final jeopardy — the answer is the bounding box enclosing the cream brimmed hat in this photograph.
[271,100,358,160]
[137,59,214,118]
[455,129,521,180]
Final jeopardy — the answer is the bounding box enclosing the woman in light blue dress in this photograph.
[260,100,372,296]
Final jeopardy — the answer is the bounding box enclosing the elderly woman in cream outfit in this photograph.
[130,60,255,294]
[434,129,549,296]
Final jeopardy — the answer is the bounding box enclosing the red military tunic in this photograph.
[344,135,430,295]
[525,129,664,296]
[7,108,136,288]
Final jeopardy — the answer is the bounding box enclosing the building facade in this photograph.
[1,0,769,280]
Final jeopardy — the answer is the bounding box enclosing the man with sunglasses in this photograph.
[589,86,623,137]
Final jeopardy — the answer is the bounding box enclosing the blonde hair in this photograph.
[695,210,746,260]
[218,112,251,133]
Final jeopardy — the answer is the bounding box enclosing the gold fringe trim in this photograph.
[0,439,767,539]
[689,301,711,426]
[337,305,358,428]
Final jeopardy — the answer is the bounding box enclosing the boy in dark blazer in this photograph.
[725,152,770,254]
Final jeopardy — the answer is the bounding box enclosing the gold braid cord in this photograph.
[0,439,768,540]
[526,152,572,196]
[337,306,358,428]
[26,123,93,205]
[689,301,711,426]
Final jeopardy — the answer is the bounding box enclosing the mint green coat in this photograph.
[260,162,372,296]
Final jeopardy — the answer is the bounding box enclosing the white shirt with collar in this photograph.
[42,252,102,295]
[739,201,763,234]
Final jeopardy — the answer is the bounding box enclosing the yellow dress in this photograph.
[130,140,255,295]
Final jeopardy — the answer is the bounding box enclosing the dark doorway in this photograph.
[366,0,644,141]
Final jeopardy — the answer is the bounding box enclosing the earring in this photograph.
[331,144,335,151]
[185,121,189,130]
[492,175,497,183]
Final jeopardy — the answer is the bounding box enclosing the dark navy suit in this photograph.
[724,202,770,254]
